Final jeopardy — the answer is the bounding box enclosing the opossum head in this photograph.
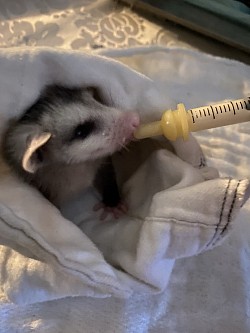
[3,85,140,174]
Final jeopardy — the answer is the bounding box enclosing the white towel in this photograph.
[0,46,249,332]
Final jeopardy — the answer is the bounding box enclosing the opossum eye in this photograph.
[73,120,96,140]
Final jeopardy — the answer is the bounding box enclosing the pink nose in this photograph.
[123,112,140,129]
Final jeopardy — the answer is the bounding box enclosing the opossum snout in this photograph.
[126,112,140,130]
[114,112,140,146]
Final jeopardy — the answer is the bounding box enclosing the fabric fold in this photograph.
[0,46,249,306]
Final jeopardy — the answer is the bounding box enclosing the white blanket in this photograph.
[0,46,249,332]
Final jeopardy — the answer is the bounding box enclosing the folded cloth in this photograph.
[0,46,249,309]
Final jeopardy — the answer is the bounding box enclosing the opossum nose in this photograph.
[131,114,140,129]
[123,112,140,129]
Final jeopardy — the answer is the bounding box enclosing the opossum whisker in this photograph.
[118,143,130,152]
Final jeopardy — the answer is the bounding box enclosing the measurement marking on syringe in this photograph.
[247,98,250,110]
[190,109,195,123]
[210,106,215,119]
[230,101,236,115]
[190,97,249,127]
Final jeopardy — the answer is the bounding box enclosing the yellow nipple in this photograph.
[134,103,190,141]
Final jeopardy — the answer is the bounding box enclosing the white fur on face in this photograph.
[40,101,139,165]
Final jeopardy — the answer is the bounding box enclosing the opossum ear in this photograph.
[87,87,109,106]
[22,131,51,173]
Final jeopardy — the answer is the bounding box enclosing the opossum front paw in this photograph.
[93,201,128,221]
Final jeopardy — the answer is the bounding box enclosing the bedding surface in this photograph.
[0,45,249,333]
[0,0,249,64]
[0,1,249,333]
[0,0,181,49]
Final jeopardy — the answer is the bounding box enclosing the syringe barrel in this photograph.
[187,97,250,132]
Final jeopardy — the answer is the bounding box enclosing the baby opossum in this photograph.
[2,85,139,218]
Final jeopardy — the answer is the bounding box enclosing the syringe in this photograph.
[134,97,250,141]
